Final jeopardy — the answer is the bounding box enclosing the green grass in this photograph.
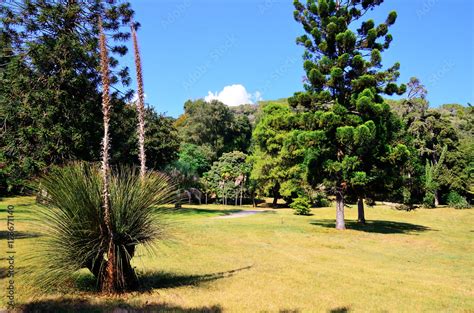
[1,196,473,312]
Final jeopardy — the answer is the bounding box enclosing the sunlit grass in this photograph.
[1,197,473,312]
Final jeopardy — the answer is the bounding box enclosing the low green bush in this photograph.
[422,193,435,208]
[446,191,470,209]
[313,192,331,207]
[290,197,312,215]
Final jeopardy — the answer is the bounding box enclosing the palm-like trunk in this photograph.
[335,191,345,230]
[98,17,116,293]
[131,23,146,180]
[357,197,365,224]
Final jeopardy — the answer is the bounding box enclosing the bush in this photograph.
[446,191,470,209]
[290,197,312,215]
[422,192,435,208]
[313,192,331,207]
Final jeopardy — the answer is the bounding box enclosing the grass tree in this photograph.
[34,16,175,294]
[37,163,174,292]
[131,21,147,179]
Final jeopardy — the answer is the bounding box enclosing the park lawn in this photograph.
[0,196,473,312]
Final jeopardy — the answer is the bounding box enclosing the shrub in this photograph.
[446,191,470,209]
[422,192,435,208]
[313,192,331,207]
[33,162,175,291]
[290,197,312,215]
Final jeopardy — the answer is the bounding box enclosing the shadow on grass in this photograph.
[0,230,42,239]
[75,266,253,293]
[22,299,222,313]
[329,307,351,313]
[156,207,243,217]
[310,220,435,234]
[138,265,252,291]
[0,267,8,279]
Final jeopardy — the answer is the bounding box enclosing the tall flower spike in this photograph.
[131,21,147,180]
[98,16,116,293]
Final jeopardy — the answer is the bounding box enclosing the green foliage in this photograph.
[177,99,252,160]
[289,0,407,223]
[0,0,145,194]
[313,192,331,207]
[446,191,470,209]
[250,103,307,204]
[173,143,213,176]
[202,151,250,205]
[34,162,175,290]
[112,106,180,170]
[290,197,312,215]
[423,193,435,208]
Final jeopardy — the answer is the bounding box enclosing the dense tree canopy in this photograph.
[202,151,250,205]
[176,99,252,160]
[0,0,179,194]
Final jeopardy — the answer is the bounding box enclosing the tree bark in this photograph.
[357,197,365,224]
[335,192,345,230]
[272,196,278,208]
[434,190,439,207]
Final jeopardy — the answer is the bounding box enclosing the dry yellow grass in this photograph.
[1,196,473,312]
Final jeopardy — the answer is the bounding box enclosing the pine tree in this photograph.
[0,0,135,193]
[289,0,407,229]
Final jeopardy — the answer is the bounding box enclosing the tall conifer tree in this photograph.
[290,0,408,229]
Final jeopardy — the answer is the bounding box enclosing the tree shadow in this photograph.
[139,265,252,291]
[0,267,8,279]
[310,220,435,234]
[21,299,222,313]
[75,266,253,293]
[156,207,243,217]
[0,230,42,239]
[329,307,351,313]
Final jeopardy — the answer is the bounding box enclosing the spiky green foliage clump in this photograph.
[35,162,175,291]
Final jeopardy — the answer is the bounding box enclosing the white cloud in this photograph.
[205,84,262,106]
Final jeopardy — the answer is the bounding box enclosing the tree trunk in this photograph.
[335,192,345,230]
[434,190,439,207]
[205,193,208,205]
[272,196,278,208]
[272,186,278,208]
[357,197,365,224]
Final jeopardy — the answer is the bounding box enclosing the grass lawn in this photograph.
[1,196,473,312]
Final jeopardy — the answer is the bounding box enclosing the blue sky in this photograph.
[123,0,474,117]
